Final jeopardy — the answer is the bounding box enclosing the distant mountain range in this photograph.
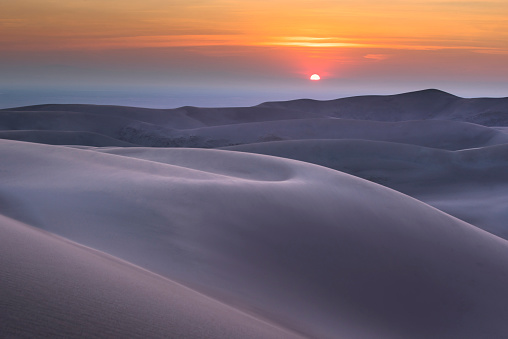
[1,89,507,148]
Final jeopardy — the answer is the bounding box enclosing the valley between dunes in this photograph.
[1,89,508,338]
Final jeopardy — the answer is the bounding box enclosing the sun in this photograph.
[310,74,321,81]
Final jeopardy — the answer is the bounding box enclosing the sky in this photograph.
[1,0,508,108]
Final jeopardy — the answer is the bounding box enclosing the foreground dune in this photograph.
[0,215,301,339]
[2,139,508,338]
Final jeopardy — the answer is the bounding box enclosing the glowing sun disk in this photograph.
[310,74,321,81]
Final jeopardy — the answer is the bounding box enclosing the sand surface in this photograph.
[1,89,508,338]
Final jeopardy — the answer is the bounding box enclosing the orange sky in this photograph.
[1,0,508,99]
[3,0,507,50]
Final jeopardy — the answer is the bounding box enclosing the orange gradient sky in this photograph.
[1,0,508,106]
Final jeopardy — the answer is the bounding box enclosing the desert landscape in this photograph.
[1,89,508,338]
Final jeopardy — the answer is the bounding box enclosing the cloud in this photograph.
[263,36,366,48]
[364,54,391,60]
[473,49,508,55]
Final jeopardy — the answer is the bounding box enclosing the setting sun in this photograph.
[1,0,508,99]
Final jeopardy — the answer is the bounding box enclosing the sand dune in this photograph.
[0,130,137,146]
[8,89,508,127]
[3,112,507,150]
[169,118,508,149]
[259,89,508,126]
[6,104,207,129]
[2,90,507,149]
[2,90,508,338]
[259,89,459,120]
[6,103,321,128]
[224,139,508,238]
[2,139,508,338]
[0,110,168,139]
[0,214,301,339]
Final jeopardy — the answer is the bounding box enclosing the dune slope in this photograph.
[259,89,508,125]
[2,139,508,338]
[0,215,301,339]
[168,118,508,149]
[5,103,320,128]
[0,130,137,147]
[224,139,508,237]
